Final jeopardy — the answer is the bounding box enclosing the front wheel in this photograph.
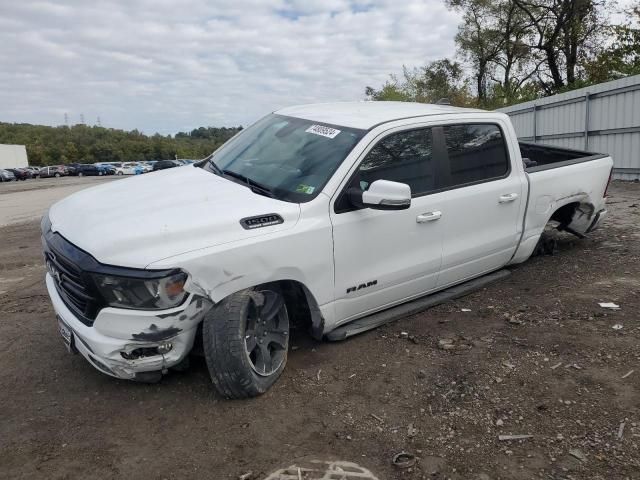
[203,288,289,399]
[78,172,84,177]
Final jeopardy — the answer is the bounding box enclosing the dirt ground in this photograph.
[0,181,638,480]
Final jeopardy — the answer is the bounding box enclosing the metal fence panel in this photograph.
[498,74,640,180]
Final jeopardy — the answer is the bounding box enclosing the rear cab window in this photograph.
[440,124,510,188]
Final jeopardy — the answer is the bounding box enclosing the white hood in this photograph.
[49,166,301,268]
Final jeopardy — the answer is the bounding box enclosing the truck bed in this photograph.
[519,142,608,173]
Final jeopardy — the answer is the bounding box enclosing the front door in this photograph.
[330,127,444,324]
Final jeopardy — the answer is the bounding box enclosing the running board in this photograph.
[326,269,511,341]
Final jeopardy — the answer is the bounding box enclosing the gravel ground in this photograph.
[0,181,638,480]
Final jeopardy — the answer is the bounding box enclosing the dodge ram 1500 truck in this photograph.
[42,102,613,398]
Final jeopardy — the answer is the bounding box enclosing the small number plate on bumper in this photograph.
[57,316,76,354]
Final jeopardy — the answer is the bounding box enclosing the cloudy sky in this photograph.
[0,0,461,134]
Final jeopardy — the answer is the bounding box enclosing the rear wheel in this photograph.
[54,173,61,178]
[203,288,289,399]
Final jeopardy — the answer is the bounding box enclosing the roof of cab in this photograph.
[275,101,487,130]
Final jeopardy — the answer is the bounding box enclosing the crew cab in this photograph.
[42,102,613,398]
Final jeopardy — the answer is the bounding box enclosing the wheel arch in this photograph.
[190,277,325,341]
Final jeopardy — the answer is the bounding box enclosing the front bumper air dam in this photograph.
[46,273,210,380]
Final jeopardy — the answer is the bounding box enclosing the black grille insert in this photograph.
[43,235,103,326]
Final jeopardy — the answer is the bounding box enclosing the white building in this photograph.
[0,144,28,169]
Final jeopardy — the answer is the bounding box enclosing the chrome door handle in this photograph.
[499,193,519,203]
[416,211,442,223]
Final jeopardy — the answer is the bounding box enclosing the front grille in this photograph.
[44,235,103,326]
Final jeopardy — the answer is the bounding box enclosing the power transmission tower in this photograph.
[80,113,85,125]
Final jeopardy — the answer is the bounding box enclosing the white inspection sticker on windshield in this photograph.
[305,124,341,139]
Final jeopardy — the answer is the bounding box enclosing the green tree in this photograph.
[584,5,640,82]
[365,60,473,106]
[0,122,241,166]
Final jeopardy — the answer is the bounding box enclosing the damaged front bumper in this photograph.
[586,208,607,233]
[46,273,210,380]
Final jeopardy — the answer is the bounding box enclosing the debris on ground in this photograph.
[391,452,416,469]
[617,422,626,440]
[612,324,623,330]
[598,302,620,309]
[370,413,384,423]
[621,370,634,379]
[569,449,587,462]
[498,435,533,441]
[438,338,455,350]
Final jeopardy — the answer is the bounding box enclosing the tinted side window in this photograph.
[357,128,435,196]
[442,124,508,187]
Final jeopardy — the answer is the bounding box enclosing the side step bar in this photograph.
[326,269,511,341]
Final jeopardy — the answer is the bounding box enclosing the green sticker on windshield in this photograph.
[295,184,315,194]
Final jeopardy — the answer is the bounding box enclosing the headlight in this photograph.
[92,271,188,310]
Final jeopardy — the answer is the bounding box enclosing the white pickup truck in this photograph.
[42,102,613,398]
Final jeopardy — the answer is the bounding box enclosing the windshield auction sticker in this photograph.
[305,124,341,139]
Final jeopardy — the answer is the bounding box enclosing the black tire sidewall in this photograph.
[202,288,289,399]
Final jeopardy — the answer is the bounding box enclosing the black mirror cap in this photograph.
[347,187,364,208]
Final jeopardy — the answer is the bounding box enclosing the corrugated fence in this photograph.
[498,74,640,180]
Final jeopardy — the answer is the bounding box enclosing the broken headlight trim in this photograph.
[91,271,188,310]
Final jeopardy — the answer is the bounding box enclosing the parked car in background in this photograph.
[0,169,16,182]
[152,160,182,171]
[135,162,152,173]
[39,166,68,178]
[113,162,143,175]
[25,166,41,177]
[7,168,33,180]
[94,164,115,175]
[72,164,103,176]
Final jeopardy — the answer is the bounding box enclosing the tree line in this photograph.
[0,122,241,166]
[366,1,640,108]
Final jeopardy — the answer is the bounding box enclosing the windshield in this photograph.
[202,114,365,202]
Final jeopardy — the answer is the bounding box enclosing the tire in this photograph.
[203,288,289,399]
[78,172,84,177]
[118,171,123,176]
[54,173,60,178]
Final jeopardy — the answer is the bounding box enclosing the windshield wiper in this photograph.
[205,155,224,176]
[222,169,277,198]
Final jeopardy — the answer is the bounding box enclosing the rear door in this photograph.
[330,126,444,324]
[434,123,524,287]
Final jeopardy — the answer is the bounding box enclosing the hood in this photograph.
[49,166,301,268]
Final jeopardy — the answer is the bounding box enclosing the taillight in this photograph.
[603,167,613,198]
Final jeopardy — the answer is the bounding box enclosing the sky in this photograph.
[0,0,461,134]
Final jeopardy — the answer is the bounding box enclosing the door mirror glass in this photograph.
[360,179,411,210]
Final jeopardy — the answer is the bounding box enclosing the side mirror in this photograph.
[349,179,411,210]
